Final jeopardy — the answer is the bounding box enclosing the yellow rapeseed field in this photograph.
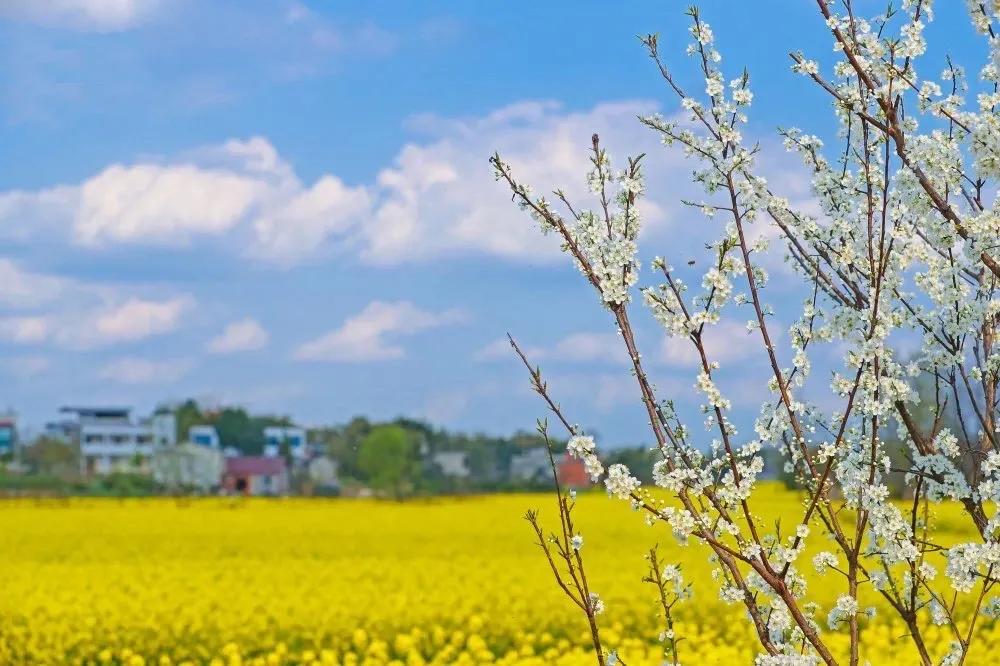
[1,484,998,665]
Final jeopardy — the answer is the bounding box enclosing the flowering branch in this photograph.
[496,3,1000,663]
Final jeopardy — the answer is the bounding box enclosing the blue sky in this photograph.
[0,1,985,444]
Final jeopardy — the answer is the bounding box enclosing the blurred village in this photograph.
[0,402,626,497]
[0,387,948,498]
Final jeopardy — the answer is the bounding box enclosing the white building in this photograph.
[263,426,307,459]
[188,425,220,448]
[307,456,339,489]
[510,447,551,482]
[150,412,177,447]
[151,442,223,491]
[432,450,470,478]
[62,407,176,476]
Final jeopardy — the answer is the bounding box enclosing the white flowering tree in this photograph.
[491,2,1000,664]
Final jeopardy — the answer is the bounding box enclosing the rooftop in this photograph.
[225,456,286,476]
[60,407,132,418]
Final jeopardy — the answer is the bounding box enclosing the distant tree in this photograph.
[172,399,204,443]
[312,416,372,479]
[317,417,569,492]
[212,407,258,452]
[603,446,658,484]
[391,417,434,442]
[205,407,290,454]
[158,399,294,455]
[22,437,78,477]
[343,416,373,443]
[356,425,420,499]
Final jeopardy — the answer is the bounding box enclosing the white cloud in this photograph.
[207,318,269,354]
[249,173,371,265]
[0,0,165,31]
[358,100,818,270]
[551,332,626,363]
[0,295,192,349]
[660,319,770,367]
[99,357,192,384]
[87,296,191,345]
[295,300,465,362]
[75,164,260,246]
[0,103,688,267]
[0,259,193,351]
[0,137,371,264]
[0,259,68,307]
[0,103,812,271]
[364,101,676,265]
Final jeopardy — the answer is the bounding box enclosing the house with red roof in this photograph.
[222,456,288,496]
[556,453,591,489]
